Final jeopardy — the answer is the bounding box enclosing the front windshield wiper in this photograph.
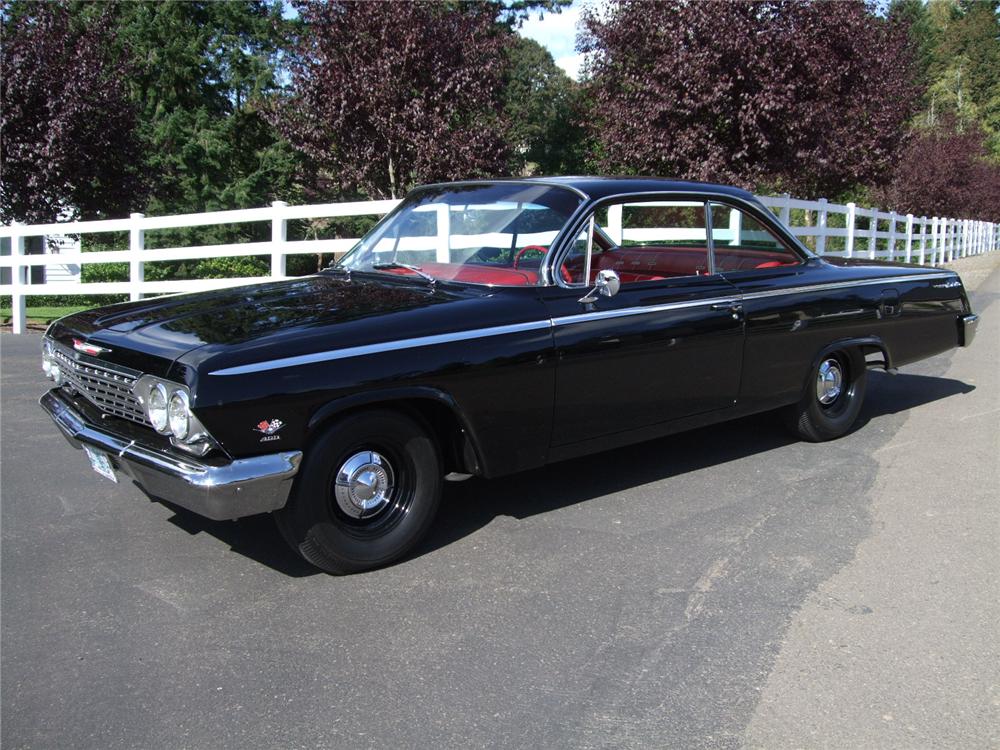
[371,261,436,285]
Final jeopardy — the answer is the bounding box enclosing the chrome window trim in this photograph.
[209,271,958,376]
[545,189,814,288]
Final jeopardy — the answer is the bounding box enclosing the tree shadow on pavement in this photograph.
[143,369,974,577]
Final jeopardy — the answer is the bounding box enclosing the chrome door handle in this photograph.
[710,301,743,319]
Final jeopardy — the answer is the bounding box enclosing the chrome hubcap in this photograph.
[334,451,395,519]
[816,358,844,405]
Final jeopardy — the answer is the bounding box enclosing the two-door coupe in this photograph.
[40,178,979,573]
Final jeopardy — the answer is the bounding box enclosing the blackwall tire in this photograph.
[784,349,867,442]
[276,410,442,575]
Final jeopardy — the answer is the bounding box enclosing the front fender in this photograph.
[305,386,490,477]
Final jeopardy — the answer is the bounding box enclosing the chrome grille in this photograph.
[53,347,150,427]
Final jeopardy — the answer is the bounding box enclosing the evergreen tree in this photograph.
[503,37,589,175]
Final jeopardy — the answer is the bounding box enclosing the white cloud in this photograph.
[516,1,594,80]
[555,53,586,80]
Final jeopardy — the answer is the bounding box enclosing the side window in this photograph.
[560,201,710,285]
[709,203,801,271]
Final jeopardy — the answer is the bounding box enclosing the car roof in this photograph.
[423,176,758,203]
[525,176,756,202]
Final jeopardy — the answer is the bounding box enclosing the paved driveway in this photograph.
[3,256,998,749]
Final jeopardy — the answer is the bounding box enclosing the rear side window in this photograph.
[709,203,801,271]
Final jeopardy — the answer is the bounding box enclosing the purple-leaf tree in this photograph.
[581,0,920,197]
[0,1,145,224]
[874,120,1000,222]
[275,1,512,200]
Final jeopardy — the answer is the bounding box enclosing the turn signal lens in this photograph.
[167,390,190,440]
[148,383,169,433]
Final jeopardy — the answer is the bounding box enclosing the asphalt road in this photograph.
[3,255,998,749]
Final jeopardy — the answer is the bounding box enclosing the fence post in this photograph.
[780,193,791,226]
[845,202,856,258]
[930,217,939,265]
[129,213,145,301]
[10,223,26,334]
[606,204,623,245]
[816,198,828,256]
[917,217,927,265]
[904,214,914,263]
[941,218,949,264]
[270,201,288,278]
[867,208,878,260]
[435,203,451,263]
[887,211,897,261]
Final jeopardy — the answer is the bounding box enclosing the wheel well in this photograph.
[310,398,481,477]
[860,342,892,370]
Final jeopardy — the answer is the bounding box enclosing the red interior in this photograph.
[563,245,799,284]
[374,245,798,287]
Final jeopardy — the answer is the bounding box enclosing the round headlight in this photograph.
[168,390,190,440]
[51,363,62,385]
[42,358,52,377]
[148,383,169,433]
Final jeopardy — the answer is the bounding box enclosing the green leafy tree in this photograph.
[503,37,589,175]
[898,1,1000,151]
[115,1,301,219]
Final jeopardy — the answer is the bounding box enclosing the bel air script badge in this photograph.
[255,418,284,442]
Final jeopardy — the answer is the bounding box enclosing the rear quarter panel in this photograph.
[724,259,965,412]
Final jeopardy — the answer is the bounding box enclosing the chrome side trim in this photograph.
[741,273,956,300]
[209,272,958,376]
[552,297,739,327]
[209,319,553,376]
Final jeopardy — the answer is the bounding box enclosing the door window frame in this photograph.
[546,191,812,289]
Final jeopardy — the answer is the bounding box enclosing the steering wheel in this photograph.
[512,244,548,270]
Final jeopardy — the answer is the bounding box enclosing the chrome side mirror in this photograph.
[579,269,621,304]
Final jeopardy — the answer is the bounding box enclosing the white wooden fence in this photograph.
[1,193,997,334]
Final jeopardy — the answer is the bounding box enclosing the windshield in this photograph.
[337,183,583,286]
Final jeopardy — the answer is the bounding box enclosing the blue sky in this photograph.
[516,2,589,80]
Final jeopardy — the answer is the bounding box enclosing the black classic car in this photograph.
[40,178,979,574]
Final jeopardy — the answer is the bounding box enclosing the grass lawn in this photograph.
[1,305,91,325]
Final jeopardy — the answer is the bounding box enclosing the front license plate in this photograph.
[83,446,118,483]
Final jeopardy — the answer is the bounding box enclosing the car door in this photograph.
[541,198,745,446]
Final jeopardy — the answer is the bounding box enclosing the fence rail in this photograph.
[1,194,997,334]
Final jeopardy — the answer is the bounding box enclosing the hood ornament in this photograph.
[73,339,112,356]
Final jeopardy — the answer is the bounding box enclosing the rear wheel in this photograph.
[276,410,442,574]
[784,349,867,442]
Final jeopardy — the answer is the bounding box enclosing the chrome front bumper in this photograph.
[959,313,979,347]
[40,389,302,521]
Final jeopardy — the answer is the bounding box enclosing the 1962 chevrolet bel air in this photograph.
[40,178,979,574]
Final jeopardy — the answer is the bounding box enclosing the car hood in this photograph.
[48,274,486,373]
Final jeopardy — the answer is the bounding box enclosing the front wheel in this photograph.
[276,410,442,574]
[784,349,867,442]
